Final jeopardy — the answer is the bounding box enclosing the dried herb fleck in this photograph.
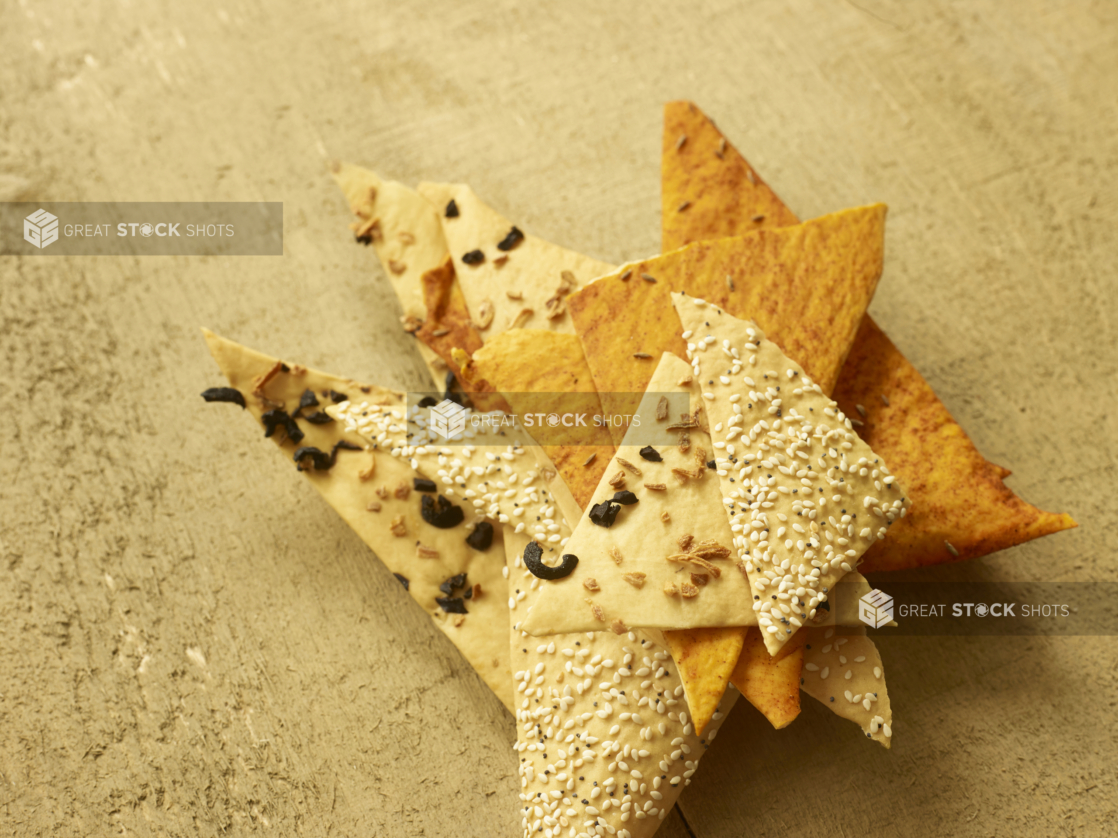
[413,477,438,493]
[462,249,485,265]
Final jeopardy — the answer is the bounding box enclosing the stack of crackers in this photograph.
[201,102,1075,838]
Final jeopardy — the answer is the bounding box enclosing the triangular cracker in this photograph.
[662,99,799,250]
[659,102,1075,572]
[201,330,516,710]
[568,204,887,446]
[671,294,910,655]
[418,182,614,336]
[729,628,804,729]
[331,163,451,389]
[800,627,893,748]
[506,527,737,838]
[836,317,1078,571]
[522,353,759,639]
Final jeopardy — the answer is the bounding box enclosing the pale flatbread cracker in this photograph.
[418,182,615,336]
[201,330,513,710]
[522,353,757,637]
[332,163,450,389]
[671,294,910,656]
[327,399,574,554]
[800,627,893,748]
[506,527,737,838]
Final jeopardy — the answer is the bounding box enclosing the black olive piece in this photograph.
[707,460,716,469]
[421,494,465,529]
[462,249,485,265]
[293,446,332,472]
[496,226,524,251]
[417,396,439,408]
[588,500,620,528]
[262,409,304,444]
[393,573,410,591]
[439,572,468,596]
[436,597,468,614]
[638,445,662,462]
[611,490,638,506]
[328,390,348,404]
[302,411,334,424]
[298,389,320,411]
[201,387,246,409]
[355,233,372,246]
[414,477,438,493]
[523,541,579,580]
[445,199,459,218]
[466,521,494,551]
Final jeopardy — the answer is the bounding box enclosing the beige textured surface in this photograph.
[0,2,1114,837]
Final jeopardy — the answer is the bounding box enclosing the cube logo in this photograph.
[428,398,467,441]
[24,209,59,249]
[859,588,894,629]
